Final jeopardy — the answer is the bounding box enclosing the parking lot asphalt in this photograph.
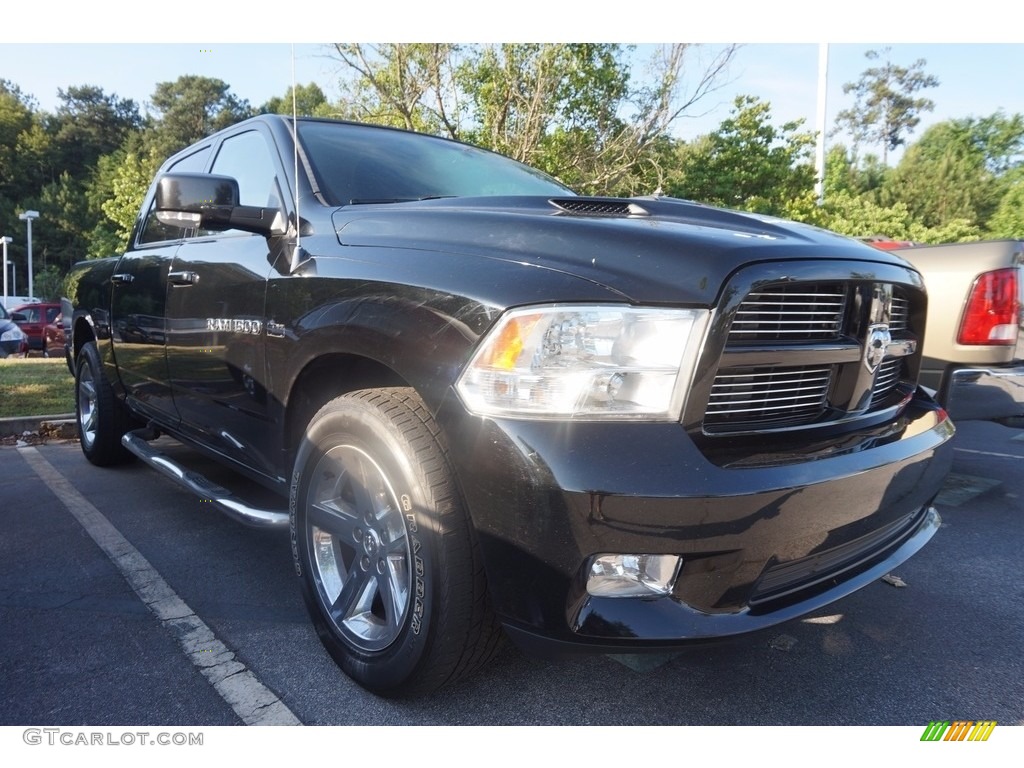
[1,418,1021,727]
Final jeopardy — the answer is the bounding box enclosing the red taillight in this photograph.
[957,268,1020,345]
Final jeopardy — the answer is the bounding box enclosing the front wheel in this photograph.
[290,388,501,696]
[76,341,133,465]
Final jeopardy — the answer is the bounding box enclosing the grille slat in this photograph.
[705,366,831,425]
[870,358,904,406]
[727,283,847,343]
[888,296,910,332]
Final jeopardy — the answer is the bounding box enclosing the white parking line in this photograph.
[954,447,1024,460]
[18,446,302,726]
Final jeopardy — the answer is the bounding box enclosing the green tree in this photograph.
[100,148,162,251]
[988,166,1024,237]
[32,265,65,301]
[815,190,980,244]
[460,44,628,166]
[147,75,252,158]
[957,111,1024,174]
[84,150,133,258]
[328,43,739,196]
[666,95,817,215]
[48,85,141,178]
[834,48,939,164]
[0,80,48,201]
[817,191,919,239]
[37,172,93,271]
[882,120,994,229]
[260,82,332,117]
[822,145,890,200]
[332,44,463,135]
[459,43,739,195]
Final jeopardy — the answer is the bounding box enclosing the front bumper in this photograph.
[441,389,954,653]
[943,363,1024,421]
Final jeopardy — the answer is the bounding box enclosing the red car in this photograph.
[11,302,61,355]
[43,311,66,358]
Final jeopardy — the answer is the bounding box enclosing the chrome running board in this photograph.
[122,429,289,530]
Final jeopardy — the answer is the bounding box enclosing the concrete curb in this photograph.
[0,413,76,439]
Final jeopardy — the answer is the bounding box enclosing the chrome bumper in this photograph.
[946,363,1024,421]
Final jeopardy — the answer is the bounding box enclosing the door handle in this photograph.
[111,273,134,285]
[168,271,199,286]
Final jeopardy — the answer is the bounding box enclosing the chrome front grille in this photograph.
[871,358,904,406]
[705,366,831,428]
[728,283,846,343]
[888,295,909,332]
[701,280,919,435]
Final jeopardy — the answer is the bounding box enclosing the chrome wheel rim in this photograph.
[78,365,98,450]
[307,445,412,651]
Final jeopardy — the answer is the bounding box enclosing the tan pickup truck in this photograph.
[888,240,1024,421]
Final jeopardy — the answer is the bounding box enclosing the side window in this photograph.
[210,130,282,212]
[137,146,213,245]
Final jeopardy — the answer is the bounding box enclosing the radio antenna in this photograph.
[292,43,301,253]
[287,43,307,274]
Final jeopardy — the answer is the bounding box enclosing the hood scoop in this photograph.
[549,198,650,217]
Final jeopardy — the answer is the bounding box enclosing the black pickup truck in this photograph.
[64,115,954,696]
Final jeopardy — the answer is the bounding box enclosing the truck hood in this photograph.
[332,196,908,305]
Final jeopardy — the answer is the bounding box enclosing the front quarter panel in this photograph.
[264,240,627,416]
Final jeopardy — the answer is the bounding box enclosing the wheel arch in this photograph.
[284,352,410,469]
[71,313,96,361]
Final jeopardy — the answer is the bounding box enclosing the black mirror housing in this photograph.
[156,173,240,212]
[154,172,283,237]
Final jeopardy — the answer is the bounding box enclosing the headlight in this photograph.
[456,304,710,420]
[1,326,25,342]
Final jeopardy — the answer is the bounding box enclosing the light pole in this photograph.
[19,210,39,300]
[1,236,11,309]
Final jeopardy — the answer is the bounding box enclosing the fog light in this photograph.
[586,554,682,597]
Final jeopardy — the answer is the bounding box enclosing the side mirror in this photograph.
[154,172,285,237]
[10,312,27,322]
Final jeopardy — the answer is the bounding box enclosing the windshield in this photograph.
[297,120,573,207]
[0,304,9,320]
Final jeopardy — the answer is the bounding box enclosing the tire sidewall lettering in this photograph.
[406,511,425,635]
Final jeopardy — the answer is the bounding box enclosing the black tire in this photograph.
[290,388,501,696]
[75,341,133,466]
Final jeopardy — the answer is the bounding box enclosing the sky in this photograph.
[0,3,1020,164]
[3,43,1019,151]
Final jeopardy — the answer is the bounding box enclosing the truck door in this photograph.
[110,144,213,426]
[164,127,287,480]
